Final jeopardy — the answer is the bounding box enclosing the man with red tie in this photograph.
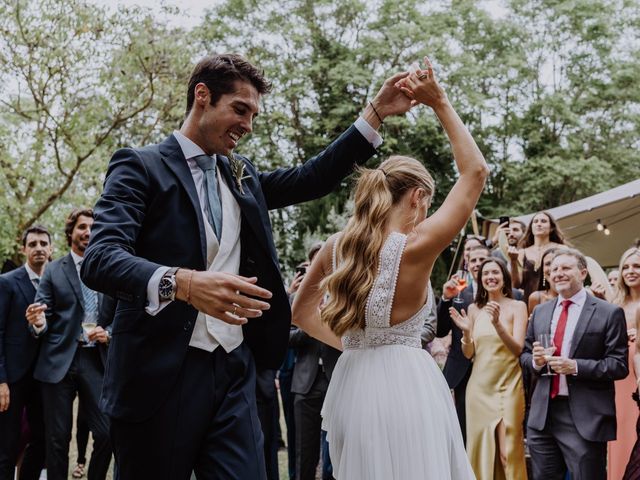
[521,247,628,480]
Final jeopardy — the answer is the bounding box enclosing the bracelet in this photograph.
[369,101,384,124]
[461,337,474,346]
[186,270,194,305]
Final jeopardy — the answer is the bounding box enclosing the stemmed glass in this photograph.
[452,269,468,304]
[538,333,557,376]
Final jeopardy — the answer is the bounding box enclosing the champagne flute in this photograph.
[82,312,98,347]
[538,333,556,376]
[453,269,468,304]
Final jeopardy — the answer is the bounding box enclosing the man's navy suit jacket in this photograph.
[0,266,38,384]
[33,253,106,384]
[81,126,376,421]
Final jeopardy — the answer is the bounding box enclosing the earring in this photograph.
[542,276,546,288]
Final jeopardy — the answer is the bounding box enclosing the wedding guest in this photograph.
[528,247,560,313]
[450,258,528,479]
[521,248,628,480]
[25,209,112,480]
[436,244,490,442]
[0,225,51,480]
[609,247,640,480]
[624,307,640,479]
[609,270,620,289]
[491,219,526,264]
[511,211,565,304]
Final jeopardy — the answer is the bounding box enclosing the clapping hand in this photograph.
[449,307,472,334]
[395,56,448,109]
[485,301,502,330]
[507,246,520,262]
[589,282,607,300]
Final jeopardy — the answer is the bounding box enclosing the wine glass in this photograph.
[538,333,556,376]
[82,312,98,347]
[453,269,468,304]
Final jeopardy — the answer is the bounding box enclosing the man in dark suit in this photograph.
[437,245,522,442]
[436,245,489,442]
[80,53,414,479]
[0,225,51,480]
[290,328,340,480]
[521,248,628,480]
[26,209,112,480]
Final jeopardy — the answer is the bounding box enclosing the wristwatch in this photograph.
[158,267,179,301]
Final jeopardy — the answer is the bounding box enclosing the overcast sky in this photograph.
[91,0,507,29]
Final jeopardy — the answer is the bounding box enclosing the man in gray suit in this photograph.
[25,209,112,480]
[521,247,628,480]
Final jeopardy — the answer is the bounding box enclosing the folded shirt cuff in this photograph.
[354,117,383,149]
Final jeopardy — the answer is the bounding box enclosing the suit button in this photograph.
[184,321,192,331]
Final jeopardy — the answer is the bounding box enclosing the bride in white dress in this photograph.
[291,57,488,479]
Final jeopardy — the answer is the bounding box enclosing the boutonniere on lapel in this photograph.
[229,153,251,195]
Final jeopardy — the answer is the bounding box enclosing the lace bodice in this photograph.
[337,232,433,350]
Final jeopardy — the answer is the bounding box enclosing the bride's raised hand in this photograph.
[449,307,472,333]
[396,56,447,109]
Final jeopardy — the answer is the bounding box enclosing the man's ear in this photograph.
[194,83,211,106]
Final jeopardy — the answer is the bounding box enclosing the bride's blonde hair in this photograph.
[321,155,435,336]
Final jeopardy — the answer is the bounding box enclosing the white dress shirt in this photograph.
[24,263,41,289]
[145,119,382,352]
[534,288,587,396]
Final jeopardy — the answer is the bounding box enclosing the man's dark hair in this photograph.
[21,224,51,247]
[64,208,94,247]
[509,219,526,231]
[475,258,514,307]
[185,54,272,116]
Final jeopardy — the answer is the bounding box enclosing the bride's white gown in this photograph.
[321,232,475,479]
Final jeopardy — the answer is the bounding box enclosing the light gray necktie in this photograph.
[78,261,98,314]
[194,154,223,241]
[32,277,40,290]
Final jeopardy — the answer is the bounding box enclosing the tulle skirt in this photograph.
[322,344,475,479]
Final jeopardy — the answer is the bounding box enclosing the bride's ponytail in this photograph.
[321,156,434,336]
[321,167,393,335]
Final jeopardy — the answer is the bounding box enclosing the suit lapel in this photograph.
[62,254,84,309]
[217,155,278,265]
[15,267,36,304]
[159,135,208,267]
[569,295,597,357]
[541,299,556,336]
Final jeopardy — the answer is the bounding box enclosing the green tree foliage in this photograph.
[0,0,191,262]
[1,0,638,289]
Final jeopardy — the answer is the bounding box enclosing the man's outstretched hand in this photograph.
[364,71,416,128]
[176,270,272,325]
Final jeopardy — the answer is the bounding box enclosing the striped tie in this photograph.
[194,154,223,241]
[78,261,98,314]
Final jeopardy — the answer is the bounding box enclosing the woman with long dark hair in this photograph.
[527,247,560,313]
[510,211,565,304]
[450,258,528,479]
[292,57,488,479]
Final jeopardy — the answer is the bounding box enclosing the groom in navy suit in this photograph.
[81,53,414,479]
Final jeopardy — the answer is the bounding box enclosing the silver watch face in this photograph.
[159,277,174,300]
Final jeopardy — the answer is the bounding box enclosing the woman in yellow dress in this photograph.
[450,258,528,480]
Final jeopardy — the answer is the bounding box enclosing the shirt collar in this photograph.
[556,287,587,309]
[24,263,40,281]
[70,250,83,268]
[173,130,213,161]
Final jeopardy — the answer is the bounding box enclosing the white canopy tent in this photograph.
[507,179,640,268]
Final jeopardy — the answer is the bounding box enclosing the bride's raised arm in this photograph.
[291,234,343,350]
[398,57,489,258]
